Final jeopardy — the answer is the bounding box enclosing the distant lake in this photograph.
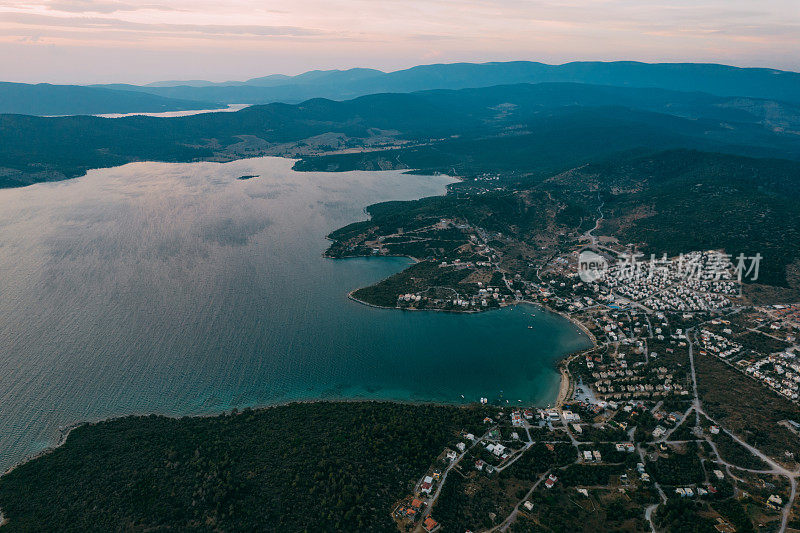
[0,157,590,471]
[93,103,250,118]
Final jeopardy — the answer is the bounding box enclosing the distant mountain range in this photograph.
[0,82,220,116]
[93,61,800,106]
[4,60,800,116]
[2,81,799,188]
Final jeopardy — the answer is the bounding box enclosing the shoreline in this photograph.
[0,168,464,486]
[1,169,599,501]
[0,298,595,482]
[2,424,81,478]
[347,289,483,313]
[0,302,597,505]
[0,398,479,527]
[345,288,599,409]
[0,397,477,483]
[322,171,595,411]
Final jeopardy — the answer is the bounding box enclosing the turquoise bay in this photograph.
[0,157,590,471]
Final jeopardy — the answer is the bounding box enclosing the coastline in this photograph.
[0,300,594,482]
[1,421,80,478]
[323,168,596,413]
[347,289,483,313]
[0,167,599,499]
[345,288,599,409]
[0,168,465,486]
[0,302,596,510]
[0,398,476,486]
[521,300,598,409]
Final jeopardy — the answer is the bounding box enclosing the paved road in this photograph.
[421,318,799,533]
[686,328,799,532]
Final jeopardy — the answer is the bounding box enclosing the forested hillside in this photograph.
[3,82,799,188]
[0,82,219,116]
[0,402,481,532]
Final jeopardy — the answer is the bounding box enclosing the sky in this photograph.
[1,0,799,84]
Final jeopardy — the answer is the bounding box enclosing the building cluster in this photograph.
[485,442,511,461]
[641,283,733,313]
[674,486,710,498]
[700,321,800,403]
[698,329,742,359]
[393,498,426,524]
[761,305,800,343]
[598,251,738,312]
[743,351,800,401]
[588,353,687,401]
[582,449,603,462]
[396,282,510,311]
[770,304,800,329]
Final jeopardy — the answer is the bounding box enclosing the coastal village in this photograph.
[328,209,800,532]
[2,18,800,532]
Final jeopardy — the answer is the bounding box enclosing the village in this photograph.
[360,228,800,532]
[386,287,800,532]
[326,210,800,531]
[389,388,796,532]
[386,305,800,533]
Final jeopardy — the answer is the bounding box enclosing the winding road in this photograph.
[685,328,799,532]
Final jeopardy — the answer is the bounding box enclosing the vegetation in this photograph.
[711,500,755,533]
[0,81,219,116]
[4,81,800,189]
[711,430,770,471]
[550,150,800,287]
[695,351,800,462]
[0,402,481,532]
[559,464,627,486]
[434,473,519,532]
[502,443,576,481]
[654,499,718,532]
[647,442,705,486]
[92,61,800,106]
[510,487,650,533]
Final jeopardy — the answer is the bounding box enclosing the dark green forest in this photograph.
[0,402,481,532]
[4,81,800,188]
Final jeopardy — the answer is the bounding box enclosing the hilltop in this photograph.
[0,82,220,116]
[94,60,800,106]
[2,81,800,188]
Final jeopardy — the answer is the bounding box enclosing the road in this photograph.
[415,429,492,531]
[637,440,666,532]
[418,315,799,532]
[583,196,605,247]
[685,328,799,532]
[494,470,551,532]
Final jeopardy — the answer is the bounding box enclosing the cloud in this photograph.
[45,1,181,13]
[0,0,798,82]
[2,12,328,37]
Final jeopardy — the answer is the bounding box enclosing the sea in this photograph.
[0,157,590,472]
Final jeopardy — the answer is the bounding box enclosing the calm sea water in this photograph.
[0,157,590,471]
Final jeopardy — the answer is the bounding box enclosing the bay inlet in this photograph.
[0,157,590,472]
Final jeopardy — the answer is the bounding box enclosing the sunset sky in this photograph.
[1,0,798,84]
